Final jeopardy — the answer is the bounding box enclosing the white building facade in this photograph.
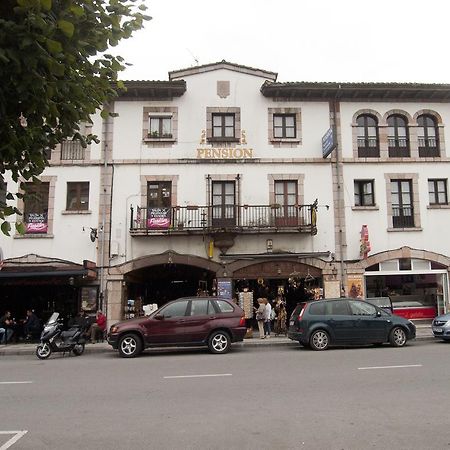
[1,61,449,323]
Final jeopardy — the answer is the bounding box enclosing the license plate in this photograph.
[433,327,443,333]
[289,320,294,326]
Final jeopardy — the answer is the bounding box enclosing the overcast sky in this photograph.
[115,0,450,84]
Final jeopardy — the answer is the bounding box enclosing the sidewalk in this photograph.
[0,324,435,356]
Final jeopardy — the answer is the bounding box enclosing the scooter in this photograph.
[36,312,86,359]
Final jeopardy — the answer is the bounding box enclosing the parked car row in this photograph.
[107,296,424,358]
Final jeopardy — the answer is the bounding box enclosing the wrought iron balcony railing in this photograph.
[392,206,414,228]
[130,202,318,235]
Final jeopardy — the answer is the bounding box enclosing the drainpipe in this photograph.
[332,87,346,294]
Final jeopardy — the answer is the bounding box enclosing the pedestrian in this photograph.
[254,298,266,339]
[263,298,272,338]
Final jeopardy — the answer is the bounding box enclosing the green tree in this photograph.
[0,0,150,235]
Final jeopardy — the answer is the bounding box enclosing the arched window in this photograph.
[357,114,379,157]
[418,114,439,157]
[387,114,409,157]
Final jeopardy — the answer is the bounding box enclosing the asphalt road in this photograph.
[1,340,450,450]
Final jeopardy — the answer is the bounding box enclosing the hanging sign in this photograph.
[147,208,171,229]
[322,127,337,158]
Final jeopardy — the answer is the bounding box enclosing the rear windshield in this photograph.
[291,303,306,319]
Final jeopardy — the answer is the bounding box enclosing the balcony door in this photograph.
[391,180,414,228]
[212,181,236,227]
[147,181,172,229]
[274,181,298,226]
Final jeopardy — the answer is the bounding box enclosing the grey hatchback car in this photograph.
[288,298,416,350]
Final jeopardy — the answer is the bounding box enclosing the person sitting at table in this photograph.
[0,311,15,344]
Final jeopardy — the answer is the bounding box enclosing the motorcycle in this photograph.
[36,312,86,359]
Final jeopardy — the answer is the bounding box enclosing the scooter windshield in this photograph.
[46,312,59,325]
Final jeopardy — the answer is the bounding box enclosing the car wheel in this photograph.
[118,334,143,358]
[36,343,51,359]
[72,343,85,356]
[208,330,231,354]
[310,330,329,351]
[389,327,407,347]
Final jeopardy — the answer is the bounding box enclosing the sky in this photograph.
[115,0,450,84]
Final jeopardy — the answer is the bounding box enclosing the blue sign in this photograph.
[322,127,337,158]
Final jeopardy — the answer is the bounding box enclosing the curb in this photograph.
[0,334,436,356]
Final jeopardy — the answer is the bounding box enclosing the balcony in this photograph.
[418,137,439,157]
[130,202,318,236]
[392,206,414,228]
[357,137,380,157]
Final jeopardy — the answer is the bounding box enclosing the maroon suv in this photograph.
[108,297,246,358]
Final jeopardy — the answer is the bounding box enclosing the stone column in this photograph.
[106,279,125,327]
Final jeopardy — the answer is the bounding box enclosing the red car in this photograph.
[108,297,246,357]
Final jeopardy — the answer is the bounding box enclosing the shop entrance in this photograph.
[124,263,216,316]
[365,258,448,319]
[0,282,79,323]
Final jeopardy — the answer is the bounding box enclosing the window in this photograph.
[387,115,409,157]
[274,180,298,226]
[23,182,49,234]
[148,116,172,139]
[354,180,375,206]
[391,180,414,228]
[309,302,325,315]
[212,181,236,227]
[418,115,439,157]
[349,301,377,316]
[66,182,89,211]
[428,179,448,205]
[212,113,235,139]
[357,114,379,157]
[160,300,189,318]
[325,301,350,315]
[273,114,296,138]
[189,300,210,316]
[215,300,234,313]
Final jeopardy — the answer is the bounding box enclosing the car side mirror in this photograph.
[154,314,164,321]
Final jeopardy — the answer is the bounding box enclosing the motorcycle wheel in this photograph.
[36,343,51,360]
[72,343,85,356]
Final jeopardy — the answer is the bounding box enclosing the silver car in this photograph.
[432,314,450,341]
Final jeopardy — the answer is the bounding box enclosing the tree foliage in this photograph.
[0,0,150,235]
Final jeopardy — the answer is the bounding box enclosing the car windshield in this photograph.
[46,312,59,325]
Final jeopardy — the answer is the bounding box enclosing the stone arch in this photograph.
[413,109,443,125]
[225,257,328,278]
[382,109,413,124]
[347,246,450,272]
[109,250,223,276]
[352,109,383,126]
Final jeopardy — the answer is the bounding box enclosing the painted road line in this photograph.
[358,364,423,370]
[0,381,33,385]
[164,373,232,379]
[0,431,28,450]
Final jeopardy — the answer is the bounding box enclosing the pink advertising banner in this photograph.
[147,207,171,229]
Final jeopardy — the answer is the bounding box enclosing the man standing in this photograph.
[263,299,272,339]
